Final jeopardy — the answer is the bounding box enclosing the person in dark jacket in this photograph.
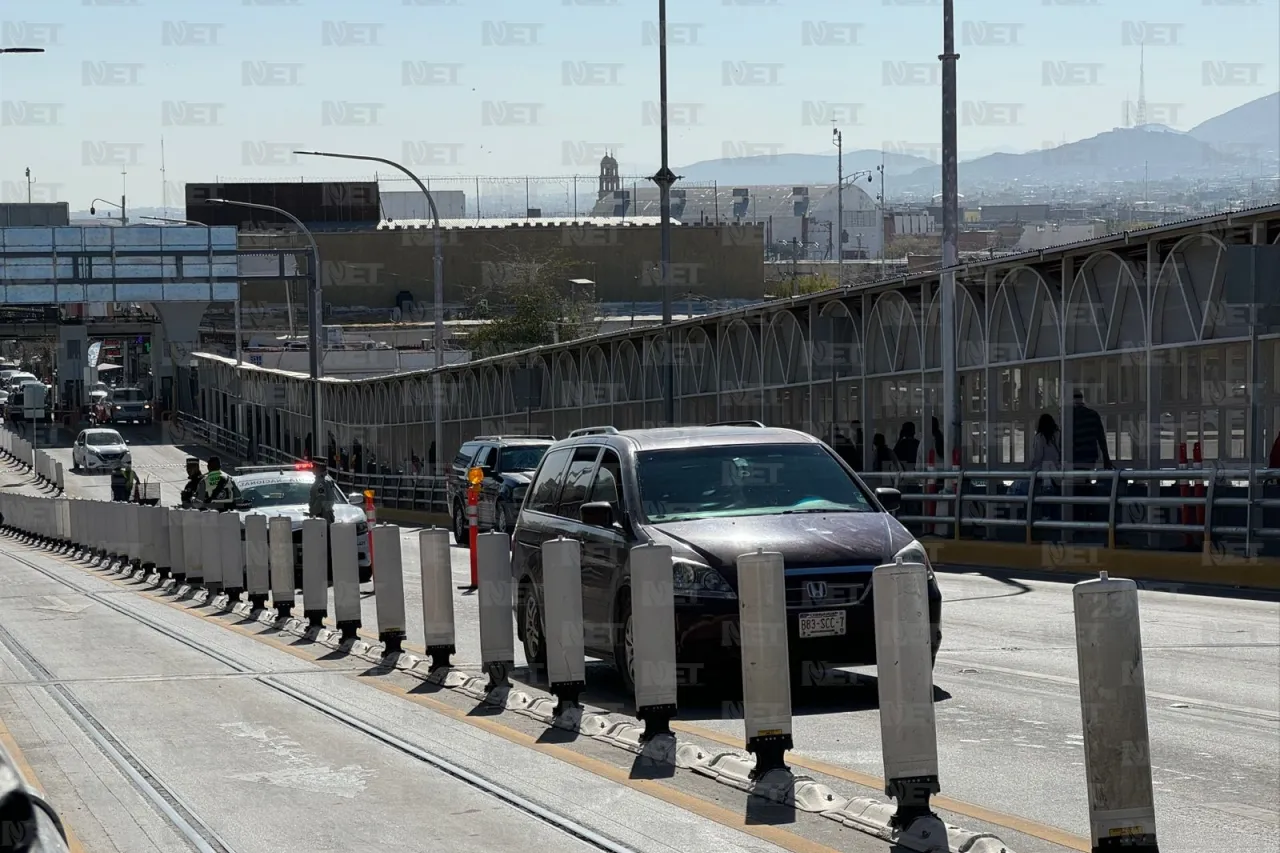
[179,457,202,508]
[1069,391,1113,469]
[872,433,898,472]
[894,422,920,468]
[110,464,130,502]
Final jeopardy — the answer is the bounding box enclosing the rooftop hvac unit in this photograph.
[792,186,809,196]
[732,188,750,198]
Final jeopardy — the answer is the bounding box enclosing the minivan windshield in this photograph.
[635,443,876,522]
[86,431,124,447]
[112,388,146,402]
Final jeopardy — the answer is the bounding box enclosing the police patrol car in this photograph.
[230,463,373,584]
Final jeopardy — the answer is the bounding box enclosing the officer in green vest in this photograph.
[110,463,134,502]
[197,456,234,511]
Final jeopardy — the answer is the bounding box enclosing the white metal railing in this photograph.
[859,464,1280,555]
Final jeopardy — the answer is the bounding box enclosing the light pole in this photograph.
[205,198,322,458]
[89,197,127,226]
[650,0,680,426]
[294,150,445,473]
[940,0,961,468]
[141,216,236,365]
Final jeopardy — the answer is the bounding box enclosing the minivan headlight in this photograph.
[672,558,736,599]
[894,540,935,580]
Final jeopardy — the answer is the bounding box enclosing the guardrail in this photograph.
[169,413,447,515]
[1,424,63,494]
[859,464,1280,556]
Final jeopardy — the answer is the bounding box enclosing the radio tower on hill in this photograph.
[1136,41,1148,127]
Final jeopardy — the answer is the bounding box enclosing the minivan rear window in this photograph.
[636,443,875,522]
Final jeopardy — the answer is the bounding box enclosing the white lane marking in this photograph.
[221,722,374,798]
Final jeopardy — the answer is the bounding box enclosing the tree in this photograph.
[463,246,600,357]
[883,235,939,258]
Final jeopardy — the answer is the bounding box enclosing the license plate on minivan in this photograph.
[798,610,846,638]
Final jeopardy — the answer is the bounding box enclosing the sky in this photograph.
[1,0,1277,209]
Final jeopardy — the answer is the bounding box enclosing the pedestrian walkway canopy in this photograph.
[0,225,242,304]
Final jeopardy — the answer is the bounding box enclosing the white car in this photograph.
[71,428,132,472]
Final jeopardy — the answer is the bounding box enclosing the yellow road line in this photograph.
[0,718,87,853]
[670,722,1089,852]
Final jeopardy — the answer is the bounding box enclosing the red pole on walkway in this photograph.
[459,466,482,591]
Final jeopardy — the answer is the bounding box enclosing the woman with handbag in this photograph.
[1017,414,1062,518]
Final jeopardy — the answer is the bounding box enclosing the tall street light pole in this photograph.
[940,0,961,469]
[294,150,446,472]
[206,198,323,456]
[651,0,679,426]
[832,128,843,283]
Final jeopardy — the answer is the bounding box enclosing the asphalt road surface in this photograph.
[16,432,1280,852]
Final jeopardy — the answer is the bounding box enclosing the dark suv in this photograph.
[447,435,556,544]
[511,423,943,693]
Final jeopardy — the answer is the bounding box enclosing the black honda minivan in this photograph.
[510,423,943,692]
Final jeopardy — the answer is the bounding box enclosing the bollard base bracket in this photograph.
[428,644,456,672]
[1092,836,1159,852]
[248,594,269,611]
[746,733,793,779]
[379,631,405,656]
[274,603,293,620]
[637,703,677,742]
[886,775,940,830]
[550,680,586,717]
[484,660,511,693]
[337,620,361,643]
[304,609,326,630]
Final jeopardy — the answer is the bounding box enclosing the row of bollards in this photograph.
[0,490,1159,851]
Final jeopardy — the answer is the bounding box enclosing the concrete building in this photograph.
[236,220,766,313]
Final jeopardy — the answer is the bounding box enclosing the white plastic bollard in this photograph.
[244,514,270,610]
[629,543,678,740]
[872,558,940,825]
[475,531,513,691]
[330,521,361,641]
[1074,572,1160,853]
[200,510,224,592]
[220,511,245,604]
[736,549,792,777]
[182,510,203,585]
[540,536,586,714]
[371,525,406,655]
[419,528,456,670]
[124,503,142,571]
[55,461,64,493]
[168,507,186,583]
[268,516,295,619]
[301,518,328,629]
[151,505,171,579]
[138,504,158,572]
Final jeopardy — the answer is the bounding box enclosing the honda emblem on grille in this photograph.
[805,581,828,601]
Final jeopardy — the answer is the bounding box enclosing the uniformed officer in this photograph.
[197,456,235,511]
[308,458,335,523]
[179,457,202,508]
[109,464,129,502]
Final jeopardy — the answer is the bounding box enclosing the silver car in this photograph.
[106,387,153,424]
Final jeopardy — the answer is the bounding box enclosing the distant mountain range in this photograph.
[677,92,1280,192]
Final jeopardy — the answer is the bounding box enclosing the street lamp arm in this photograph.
[293,151,441,228]
[205,198,318,257]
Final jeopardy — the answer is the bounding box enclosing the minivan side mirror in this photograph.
[349,491,366,505]
[875,487,902,513]
[580,500,614,528]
